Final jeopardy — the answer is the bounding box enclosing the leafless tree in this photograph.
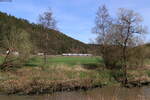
[38,8,57,65]
[93,5,112,44]
[116,8,147,84]
[92,5,113,67]
[39,8,56,30]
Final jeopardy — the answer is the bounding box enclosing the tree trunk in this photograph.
[44,32,48,65]
[44,52,47,65]
[122,46,128,85]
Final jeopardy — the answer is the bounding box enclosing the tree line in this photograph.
[93,5,149,85]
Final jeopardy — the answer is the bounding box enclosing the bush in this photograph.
[102,45,122,69]
[111,70,124,80]
[128,46,149,68]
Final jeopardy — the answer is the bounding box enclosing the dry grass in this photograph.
[0,64,111,95]
[128,70,150,83]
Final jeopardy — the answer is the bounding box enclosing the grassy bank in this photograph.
[0,64,118,95]
[0,56,117,94]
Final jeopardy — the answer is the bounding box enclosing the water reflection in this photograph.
[0,86,150,100]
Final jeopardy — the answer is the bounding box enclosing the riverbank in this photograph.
[0,65,150,95]
[125,69,150,88]
[0,65,119,95]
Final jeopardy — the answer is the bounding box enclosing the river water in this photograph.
[0,86,150,100]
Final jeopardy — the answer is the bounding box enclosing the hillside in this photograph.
[0,12,93,54]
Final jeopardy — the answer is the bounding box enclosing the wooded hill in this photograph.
[0,12,98,55]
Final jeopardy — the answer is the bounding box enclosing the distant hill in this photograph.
[0,11,99,55]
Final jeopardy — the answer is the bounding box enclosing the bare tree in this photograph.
[116,8,147,84]
[92,5,113,67]
[38,8,57,65]
[39,8,56,29]
[93,5,112,44]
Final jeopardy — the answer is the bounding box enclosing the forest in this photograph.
[0,11,98,55]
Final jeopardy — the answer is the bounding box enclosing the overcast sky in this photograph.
[0,0,150,43]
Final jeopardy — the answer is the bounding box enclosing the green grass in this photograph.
[144,59,150,65]
[0,56,4,64]
[26,56,102,67]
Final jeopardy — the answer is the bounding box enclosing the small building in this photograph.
[37,53,44,56]
[6,48,19,56]
[12,51,19,56]
[62,53,92,56]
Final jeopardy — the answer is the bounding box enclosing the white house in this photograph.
[6,48,19,56]
[37,53,44,56]
[62,53,92,56]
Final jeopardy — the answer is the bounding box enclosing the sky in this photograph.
[0,0,150,43]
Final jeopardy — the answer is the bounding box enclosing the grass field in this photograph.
[25,56,103,67]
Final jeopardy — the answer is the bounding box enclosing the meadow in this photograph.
[25,56,103,67]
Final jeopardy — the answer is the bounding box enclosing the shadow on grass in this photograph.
[82,63,102,70]
[24,63,38,67]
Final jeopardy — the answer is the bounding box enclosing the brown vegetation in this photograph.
[0,65,107,95]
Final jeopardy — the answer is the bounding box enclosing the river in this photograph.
[0,86,150,100]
